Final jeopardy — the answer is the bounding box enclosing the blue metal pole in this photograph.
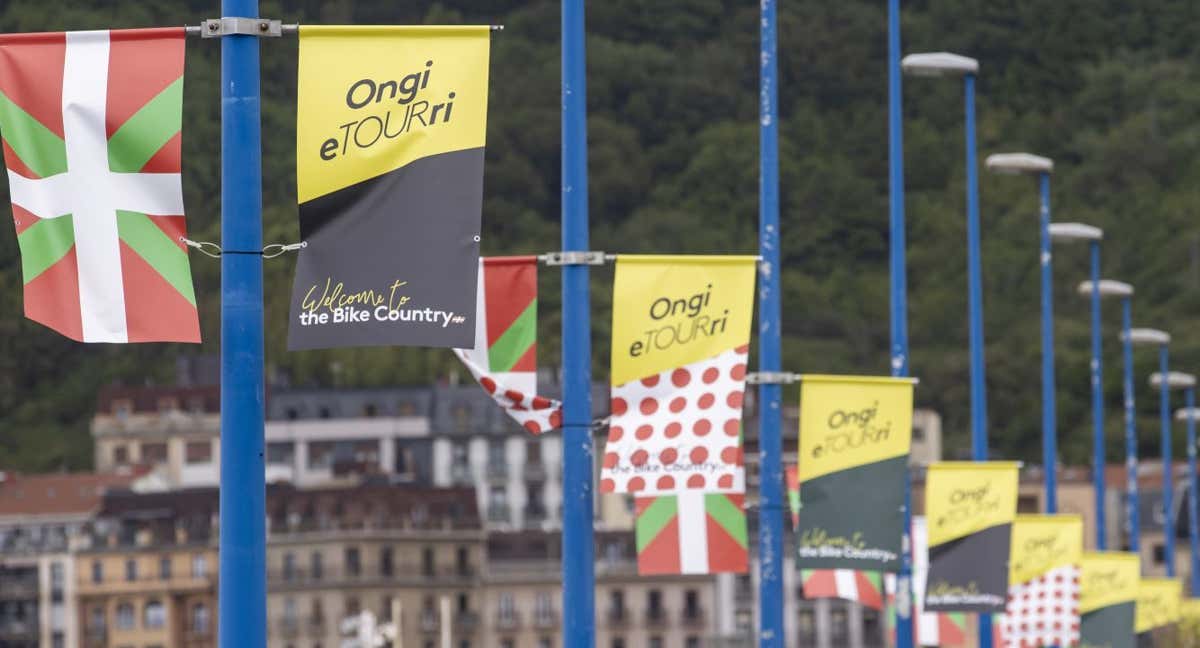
[1160,344,1174,577]
[218,0,266,645]
[964,73,988,463]
[1039,173,1058,514]
[561,0,595,646]
[757,0,785,646]
[1089,242,1105,549]
[886,2,916,647]
[1123,298,1140,553]
[1186,389,1199,594]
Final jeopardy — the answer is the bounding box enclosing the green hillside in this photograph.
[1,0,1199,471]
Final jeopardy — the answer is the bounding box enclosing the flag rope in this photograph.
[179,236,306,258]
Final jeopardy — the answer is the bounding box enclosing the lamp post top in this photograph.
[901,52,980,77]
[1077,279,1132,298]
[985,152,1054,175]
[1128,328,1171,345]
[1151,372,1196,389]
[1049,222,1103,242]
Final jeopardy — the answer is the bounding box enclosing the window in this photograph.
[538,638,553,648]
[649,638,663,648]
[684,589,700,619]
[527,439,542,464]
[488,439,506,466]
[685,638,700,648]
[311,551,323,581]
[91,560,103,584]
[283,598,297,623]
[142,442,168,463]
[1017,494,1040,513]
[185,441,212,464]
[125,559,137,582]
[1154,543,1167,565]
[192,554,208,578]
[283,552,296,581]
[345,596,361,617]
[381,547,394,577]
[50,562,63,589]
[144,600,165,629]
[501,640,515,648]
[608,590,625,622]
[498,592,515,620]
[113,445,129,464]
[457,592,469,613]
[422,547,435,576]
[312,598,325,622]
[191,603,210,633]
[457,546,471,575]
[364,403,378,417]
[831,604,849,643]
[611,639,625,648]
[112,398,133,417]
[89,607,105,631]
[647,589,663,619]
[863,607,882,644]
[116,602,135,630]
[266,442,295,465]
[345,547,361,577]
[535,592,554,625]
[159,556,172,579]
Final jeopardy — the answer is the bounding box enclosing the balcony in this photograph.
[450,464,472,486]
[277,618,300,638]
[606,608,630,627]
[495,612,521,631]
[682,607,706,627]
[486,463,509,482]
[533,611,558,630]
[0,576,38,600]
[524,507,548,525]
[456,611,480,633]
[419,611,439,633]
[488,504,512,524]
[645,608,669,627]
[524,461,547,482]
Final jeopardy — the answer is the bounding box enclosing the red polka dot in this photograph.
[703,367,720,384]
[631,450,649,466]
[735,344,750,354]
[657,475,675,490]
[669,397,687,413]
[660,448,678,464]
[730,364,747,381]
[691,447,709,464]
[721,446,741,465]
[611,398,628,415]
[636,424,654,440]
[628,477,645,492]
[641,374,660,387]
[524,421,543,434]
[694,420,712,436]
[727,391,744,408]
[532,396,554,410]
[599,479,615,493]
[505,390,525,404]
[549,410,563,428]
[723,419,740,436]
[698,393,715,409]
[608,426,624,442]
[640,398,659,415]
[717,474,734,489]
[480,377,497,394]
[603,452,619,468]
[665,422,683,438]
[687,475,706,489]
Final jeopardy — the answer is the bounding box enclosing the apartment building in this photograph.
[0,471,140,648]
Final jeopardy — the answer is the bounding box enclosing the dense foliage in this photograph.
[2,0,1200,471]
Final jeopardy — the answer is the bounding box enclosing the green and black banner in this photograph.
[794,375,913,572]
[287,26,491,350]
[923,461,1019,613]
[1079,551,1138,648]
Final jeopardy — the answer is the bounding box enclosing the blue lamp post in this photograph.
[1130,328,1170,565]
[1077,279,1134,551]
[1150,368,1188,578]
[986,152,1058,512]
[1175,402,1200,594]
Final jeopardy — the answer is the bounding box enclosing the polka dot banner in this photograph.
[600,346,748,495]
[1001,564,1081,648]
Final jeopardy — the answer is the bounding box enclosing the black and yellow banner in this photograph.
[1136,578,1181,635]
[1080,552,1139,648]
[287,26,490,350]
[923,461,1018,612]
[794,375,913,571]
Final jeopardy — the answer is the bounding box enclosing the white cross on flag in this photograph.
[0,28,199,342]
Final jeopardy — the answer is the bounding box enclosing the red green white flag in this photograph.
[634,491,748,575]
[0,28,199,343]
[454,256,561,435]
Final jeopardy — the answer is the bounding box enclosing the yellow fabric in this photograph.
[797,375,913,480]
[296,25,490,202]
[609,255,756,385]
[1136,578,1182,633]
[1079,551,1140,614]
[1008,514,1083,585]
[925,461,1019,546]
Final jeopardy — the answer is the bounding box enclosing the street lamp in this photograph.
[904,52,990,648]
[901,52,987,462]
[1132,328,1171,571]
[1078,279,1134,551]
[1150,368,1187,578]
[986,152,1059,514]
[1175,402,1200,594]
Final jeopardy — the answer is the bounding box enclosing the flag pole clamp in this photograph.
[746,371,801,385]
[540,251,608,266]
[188,18,291,38]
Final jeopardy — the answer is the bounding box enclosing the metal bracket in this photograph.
[746,371,801,385]
[195,18,286,38]
[540,251,608,266]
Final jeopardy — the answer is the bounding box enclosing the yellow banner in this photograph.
[925,461,1019,547]
[1079,551,1140,614]
[610,255,756,386]
[1182,599,1200,620]
[1136,578,1182,633]
[798,375,913,481]
[1008,514,1083,585]
[296,26,490,203]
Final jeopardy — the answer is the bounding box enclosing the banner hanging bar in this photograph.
[184,22,504,37]
[746,372,921,385]
[538,252,764,266]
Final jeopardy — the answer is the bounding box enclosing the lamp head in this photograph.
[1127,328,1171,346]
[1150,372,1195,390]
[1048,223,1102,242]
[1076,280,1132,298]
[901,52,980,77]
[985,152,1054,175]
[1176,408,1200,422]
